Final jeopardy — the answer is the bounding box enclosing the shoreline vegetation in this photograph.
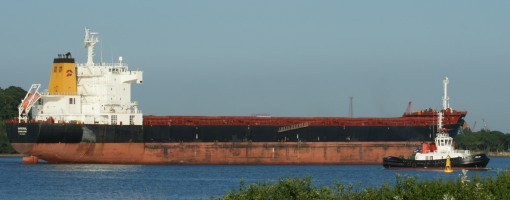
[0,154,22,157]
[1,86,27,154]
[215,169,510,200]
[479,151,510,157]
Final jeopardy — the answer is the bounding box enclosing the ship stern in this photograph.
[5,122,39,154]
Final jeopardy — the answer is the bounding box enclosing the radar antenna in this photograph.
[83,27,99,65]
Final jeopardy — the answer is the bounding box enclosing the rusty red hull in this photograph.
[12,142,419,164]
[5,109,467,164]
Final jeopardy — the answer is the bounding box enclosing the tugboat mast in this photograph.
[438,111,444,130]
[442,77,450,110]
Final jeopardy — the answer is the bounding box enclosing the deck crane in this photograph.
[405,101,412,114]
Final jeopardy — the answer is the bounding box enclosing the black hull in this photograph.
[382,154,490,169]
[5,123,458,144]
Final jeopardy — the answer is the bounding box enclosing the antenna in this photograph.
[437,111,443,129]
[482,118,488,131]
[442,77,450,110]
[84,27,99,66]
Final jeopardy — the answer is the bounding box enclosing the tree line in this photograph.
[455,128,510,152]
[0,86,27,153]
[0,86,26,120]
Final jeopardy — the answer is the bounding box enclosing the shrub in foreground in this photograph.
[216,169,510,200]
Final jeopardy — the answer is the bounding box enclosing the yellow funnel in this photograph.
[48,52,77,95]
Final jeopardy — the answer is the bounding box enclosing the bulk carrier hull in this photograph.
[10,142,418,164]
[6,113,466,164]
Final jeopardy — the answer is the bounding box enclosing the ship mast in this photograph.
[437,111,444,131]
[83,28,99,66]
[442,77,450,110]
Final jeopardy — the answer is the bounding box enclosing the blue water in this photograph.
[0,157,508,199]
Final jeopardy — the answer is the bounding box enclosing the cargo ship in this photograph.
[5,29,467,164]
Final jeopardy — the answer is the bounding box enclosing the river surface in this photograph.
[0,156,508,199]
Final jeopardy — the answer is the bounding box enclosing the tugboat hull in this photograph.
[383,154,490,169]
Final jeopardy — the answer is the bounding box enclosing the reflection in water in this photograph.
[50,164,142,173]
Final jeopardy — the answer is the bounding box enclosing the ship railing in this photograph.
[40,91,78,96]
[77,65,134,77]
[142,116,439,126]
[77,63,128,68]
[128,109,142,114]
[77,71,104,77]
[103,110,142,114]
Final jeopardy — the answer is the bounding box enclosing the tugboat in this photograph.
[383,111,490,169]
[383,78,489,170]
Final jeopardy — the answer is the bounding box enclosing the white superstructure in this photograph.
[414,112,471,160]
[29,28,143,125]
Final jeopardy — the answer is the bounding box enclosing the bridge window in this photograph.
[111,115,117,125]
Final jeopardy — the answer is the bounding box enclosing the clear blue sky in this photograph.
[1,1,509,132]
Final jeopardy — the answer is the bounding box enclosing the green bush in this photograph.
[0,86,27,120]
[0,85,26,154]
[216,169,510,200]
[0,121,16,154]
